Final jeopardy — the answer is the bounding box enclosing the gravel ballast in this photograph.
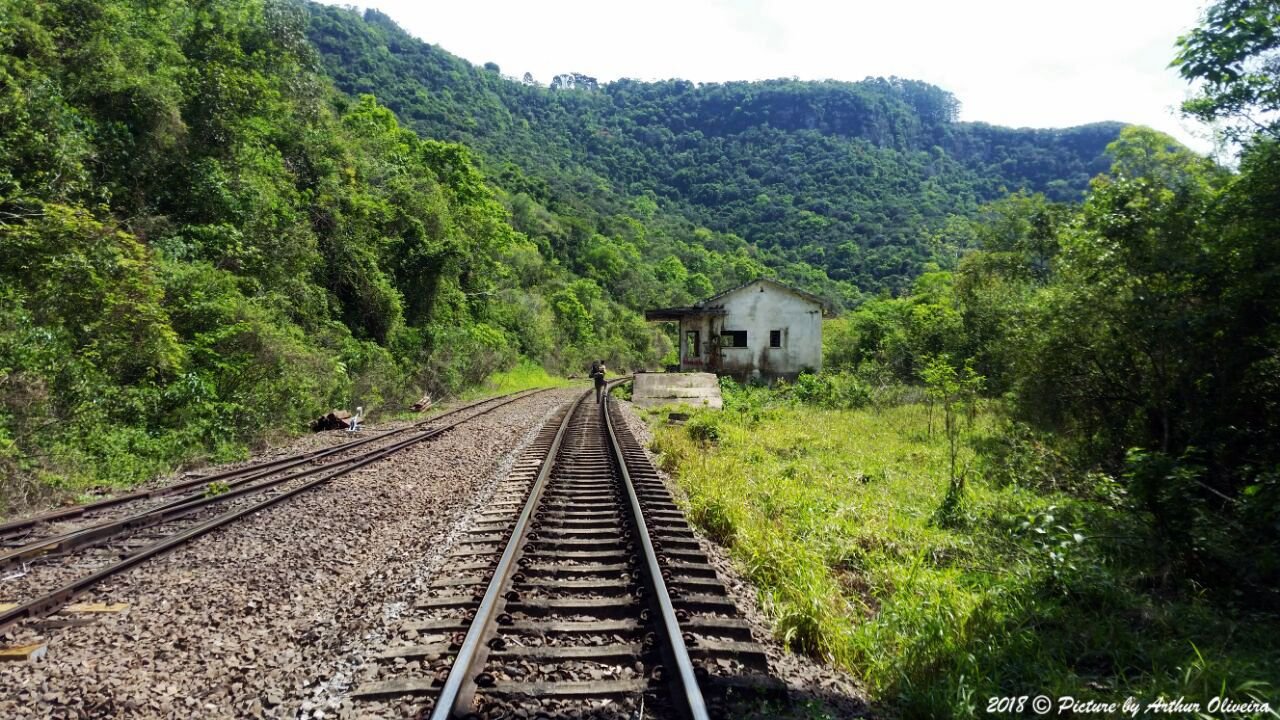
[0,388,583,719]
[2,387,870,719]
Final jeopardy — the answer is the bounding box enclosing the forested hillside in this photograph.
[304,4,1123,298]
[0,0,1129,507]
[651,1,1280,711]
[0,0,657,506]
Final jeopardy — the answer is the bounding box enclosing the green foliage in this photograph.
[685,413,723,445]
[204,480,231,498]
[996,128,1279,601]
[303,4,1122,303]
[820,114,1280,603]
[921,354,984,522]
[458,358,571,402]
[0,0,657,510]
[787,372,872,410]
[1174,0,1280,141]
[652,398,1280,718]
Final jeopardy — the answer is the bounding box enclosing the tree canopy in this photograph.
[303,4,1125,302]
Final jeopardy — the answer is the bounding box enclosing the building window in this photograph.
[685,330,700,358]
[769,329,783,348]
[720,330,748,348]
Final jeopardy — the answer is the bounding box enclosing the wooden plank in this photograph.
[519,577,630,591]
[402,618,470,632]
[351,677,437,698]
[430,576,487,588]
[506,619,641,634]
[32,618,93,630]
[498,643,640,662]
[64,602,130,613]
[489,677,647,698]
[0,643,47,662]
[415,595,475,610]
[523,549,627,559]
[529,537,626,548]
[523,562,628,575]
[401,618,640,634]
[378,642,452,660]
[510,597,635,613]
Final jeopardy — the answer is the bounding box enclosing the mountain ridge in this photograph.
[304,3,1125,298]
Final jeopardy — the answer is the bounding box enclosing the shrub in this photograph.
[685,413,722,445]
[422,323,518,396]
[788,371,871,409]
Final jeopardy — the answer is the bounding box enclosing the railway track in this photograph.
[352,386,782,719]
[0,388,551,635]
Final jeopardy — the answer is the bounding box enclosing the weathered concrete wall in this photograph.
[632,372,723,409]
[677,281,822,378]
[678,315,714,372]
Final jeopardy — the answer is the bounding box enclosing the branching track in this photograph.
[354,387,782,719]
[0,389,550,634]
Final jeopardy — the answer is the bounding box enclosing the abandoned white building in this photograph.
[645,278,829,380]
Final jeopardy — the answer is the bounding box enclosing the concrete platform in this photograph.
[631,372,723,410]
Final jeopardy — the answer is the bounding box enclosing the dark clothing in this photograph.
[593,366,607,403]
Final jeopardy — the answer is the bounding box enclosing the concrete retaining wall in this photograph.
[631,372,723,410]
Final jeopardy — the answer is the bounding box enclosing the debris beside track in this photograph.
[311,409,355,432]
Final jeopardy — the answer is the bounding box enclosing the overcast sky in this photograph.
[320,0,1214,152]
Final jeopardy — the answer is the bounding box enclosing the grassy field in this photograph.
[457,358,573,400]
[648,385,1279,718]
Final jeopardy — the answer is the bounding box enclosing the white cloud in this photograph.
[317,0,1213,151]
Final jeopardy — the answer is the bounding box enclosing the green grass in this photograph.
[649,390,1280,718]
[458,358,573,400]
[1,358,573,519]
[380,359,574,425]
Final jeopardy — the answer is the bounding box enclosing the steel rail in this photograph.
[0,390,548,567]
[428,388,590,720]
[0,389,541,540]
[428,376,712,720]
[0,387,560,634]
[602,393,711,720]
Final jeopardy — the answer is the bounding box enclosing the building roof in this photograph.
[645,277,830,321]
[644,306,702,321]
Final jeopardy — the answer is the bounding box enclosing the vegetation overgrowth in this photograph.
[0,0,1126,514]
[304,4,1123,302]
[458,358,573,401]
[0,0,657,514]
[652,380,1279,717]
[650,6,1280,709]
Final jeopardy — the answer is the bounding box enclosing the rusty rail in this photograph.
[360,378,763,719]
[0,388,556,634]
[0,390,541,541]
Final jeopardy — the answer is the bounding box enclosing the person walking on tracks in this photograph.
[593,360,607,403]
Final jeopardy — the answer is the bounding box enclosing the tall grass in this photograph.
[459,357,572,399]
[650,392,1279,718]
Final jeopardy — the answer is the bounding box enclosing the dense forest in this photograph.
[0,0,655,504]
[1,0,1278,715]
[304,4,1124,301]
[0,0,1124,505]
[651,2,1280,712]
